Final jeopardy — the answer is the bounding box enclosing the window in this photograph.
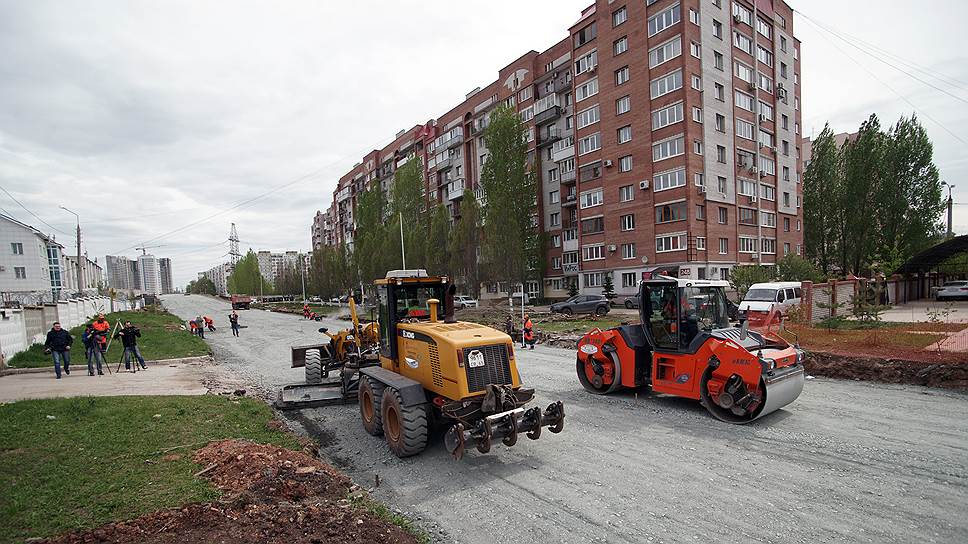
[719,238,728,254]
[653,102,684,130]
[574,21,597,48]
[784,242,791,255]
[564,228,578,241]
[713,19,723,38]
[782,114,789,130]
[734,61,754,83]
[575,50,598,75]
[693,140,703,155]
[650,69,683,98]
[717,175,727,193]
[714,82,725,101]
[655,201,687,223]
[580,188,603,209]
[732,2,752,25]
[582,244,605,261]
[690,41,701,58]
[652,135,684,161]
[714,51,724,70]
[579,161,602,181]
[761,211,776,228]
[733,31,753,55]
[760,101,774,120]
[519,106,534,123]
[548,168,559,182]
[578,132,601,155]
[695,172,705,186]
[777,14,787,29]
[656,233,687,253]
[718,207,728,224]
[612,6,627,26]
[691,74,701,90]
[691,106,702,123]
[577,104,600,128]
[783,191,791,207]
[622,271,637,287]
[758,72,773,93]
[649,36,682,68]
[782,166,790,181]
[615,66,630,85]
[550,212,560,226]
[762,238,776,255]
[739,207,757,225]
[614,185,633,203]
[616,95,631,115]
[697,236,706,250]
[716,145,726,163]
[738,178,757,196]
[583,272,605,287]
[715,113,726,132]
[756,18,772,39]
[581,216,605,234]
[735,91,754,111]
[757,45,774,67]
[648,3,681,36]
[576,77,599,101]
[784,217,791,232]
[11,242,23,255]
[782,140,790,156]
[780,62,788,79]
[613,36,628,56]
[14,266,26,279]
[736,118,754,140]
[697,204,705,220]
[654,168,686,191]
[549,190,560,204]
[552,257,562,270]
[759,155,776,175]
[760,184,776,201]
[689,8,700,25]
[620,214,635,231]
[618,155,633,172]
[739,237,758,254]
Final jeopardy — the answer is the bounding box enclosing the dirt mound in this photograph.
[805,351,968,389]
[43,439,416,544]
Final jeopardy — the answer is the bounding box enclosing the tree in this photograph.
[449,194,482,297]
[311,245,352,299]
[187,276,217,295]
[426,203,451,276]
[388,157,427,270]
[479,105,540,296]
[840,114,886,274]
[226,250,269,295]
[567,279,579,298]
[275,264,303,296]
[776,254,822,283]
[731,264,775,298]
[803,124,840,275]
[353,185,392,283]
[601,271,616,304]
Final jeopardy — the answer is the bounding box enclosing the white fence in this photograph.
[0,296,140,366]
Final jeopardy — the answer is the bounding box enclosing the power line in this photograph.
[796,15,968,146]
[0,184,71,236]
[796,10,968,107]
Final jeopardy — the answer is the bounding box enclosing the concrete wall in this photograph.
[0,308,27,363]
[23,306,44,345]
[0,296,114,365]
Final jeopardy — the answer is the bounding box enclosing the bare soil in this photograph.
[805,351,968,389]
[42,440,417,544]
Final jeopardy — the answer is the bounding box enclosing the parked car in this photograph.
[936,280,968,301]
[454,295,479,309]
[550,294,610,316]
[737,282,802,321]
[622,296,639,309]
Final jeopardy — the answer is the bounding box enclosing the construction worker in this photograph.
[119,321,147,371]
[194,316,205,339]
[81,324,103,376]
[189,319,198,335]
[229,311,240,337]
[43,322,73,379]
[303,303,310,320]
[203,315,216,332]
[523,314,535,350]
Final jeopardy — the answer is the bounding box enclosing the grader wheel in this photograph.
[380,387,429,458]
[305,349,323,384]
[358,376,384,436]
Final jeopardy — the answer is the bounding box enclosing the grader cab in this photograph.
[279,270,564,459]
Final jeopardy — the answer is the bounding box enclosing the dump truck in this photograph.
[278,270,565,459]
[231,294,251,310]
[576,277,804,423]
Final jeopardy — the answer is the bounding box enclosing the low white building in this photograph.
[0,214,67,304]
[203,262,233,296]
[63,255,104,295]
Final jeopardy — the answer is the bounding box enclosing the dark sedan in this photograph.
[550,294,610,316]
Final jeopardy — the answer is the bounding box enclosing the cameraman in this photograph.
[119,320,147,371]
[81,324,103,376]
[44,322,73,379]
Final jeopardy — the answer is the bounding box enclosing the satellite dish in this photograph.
[641,256,649,264]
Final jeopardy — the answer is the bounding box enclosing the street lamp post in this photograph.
[942,182,955,238]
[60,206,82,293]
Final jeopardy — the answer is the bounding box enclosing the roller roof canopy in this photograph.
[895,235,968,274]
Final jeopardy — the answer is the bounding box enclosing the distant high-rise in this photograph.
[138,254,162,295]
[159,258,173,294]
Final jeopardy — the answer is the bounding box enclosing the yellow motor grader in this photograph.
[278,270,565,459]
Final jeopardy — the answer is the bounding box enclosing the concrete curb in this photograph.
[0,355,213,377]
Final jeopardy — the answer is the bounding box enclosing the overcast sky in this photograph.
[1,0,966,287]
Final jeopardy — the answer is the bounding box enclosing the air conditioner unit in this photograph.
[698,185,707,194]
[758,114,766,123]
[747,82,756,91]
[759,169,767,177]
[639,180,650,190]
[748,166,757,175]
[604,159,614,167]
[734,14,743,24]
[607,244,617,252]
[750,195,758,203]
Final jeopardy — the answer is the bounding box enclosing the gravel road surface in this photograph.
[164,294,968,543]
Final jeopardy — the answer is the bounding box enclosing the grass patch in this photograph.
[7,307,209,369]
[0,395,299,543]
[534,317,624,334]
[350,495,430,544]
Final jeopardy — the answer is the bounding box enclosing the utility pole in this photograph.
[60,206,82,293]
[943,182,955,238]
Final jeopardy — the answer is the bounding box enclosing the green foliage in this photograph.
[479,105,541,289]
[0,396,299,542]
[730,264,775,298]
[226,250,270,295]
[567,279,579,297]
[776,254,822,283]
[309,245,352,299]
[388,157,427,270]
[601,271,616,303]
[274,264,303,296]
[448,194,482,297]
[186,276,217,295]
[426,203,451,276]
[353,183,391,284]
[803,115,943,276]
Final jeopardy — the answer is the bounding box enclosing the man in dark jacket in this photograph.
[228,311,240,337]
[80,324,103,376]
[119,321,147,371]
[44,322,73,379]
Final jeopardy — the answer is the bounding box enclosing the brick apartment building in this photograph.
[315,0,803,300]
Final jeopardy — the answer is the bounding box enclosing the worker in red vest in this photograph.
[523,314,535,350]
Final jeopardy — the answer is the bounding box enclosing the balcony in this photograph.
[562,263,580,274]
[538,127,563,148]
[562,238,578,253]
[561,194,577,207]
[435,155,454,171]
[441,133,464,150]
[560,169,576,184]
[551,138,575,162]
[448,179,465,201]
[534,105,562,126]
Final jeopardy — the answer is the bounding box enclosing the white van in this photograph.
[738,282,803,320]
